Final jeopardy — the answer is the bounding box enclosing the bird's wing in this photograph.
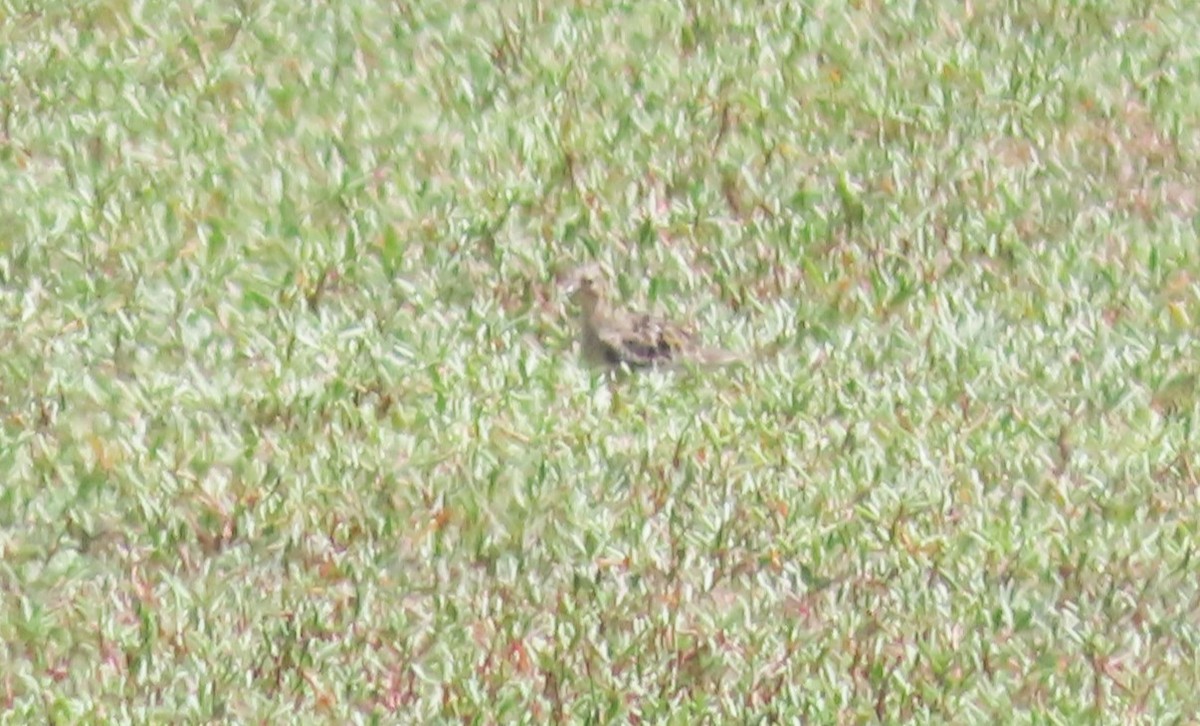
[594,313,697,369]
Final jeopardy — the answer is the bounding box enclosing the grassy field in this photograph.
[3,0,1199,722]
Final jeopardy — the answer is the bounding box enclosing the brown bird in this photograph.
[563,263,746,371]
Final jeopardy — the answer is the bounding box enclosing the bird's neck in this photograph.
[580,296,609,326]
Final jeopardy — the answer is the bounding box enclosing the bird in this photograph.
[562,263,747,372]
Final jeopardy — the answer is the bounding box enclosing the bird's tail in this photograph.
[693,337,786,368]
[693,347,750,367]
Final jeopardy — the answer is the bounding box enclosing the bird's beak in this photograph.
[559,271,581,296]
[560,266,596,295]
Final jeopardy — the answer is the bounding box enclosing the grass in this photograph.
[2,0,1199,721]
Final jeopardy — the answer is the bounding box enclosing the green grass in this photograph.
[3,0,1199,721]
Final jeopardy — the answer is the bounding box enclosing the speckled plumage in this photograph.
[565,264,745,371]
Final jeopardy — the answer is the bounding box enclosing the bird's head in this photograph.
[563,263,610,316]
